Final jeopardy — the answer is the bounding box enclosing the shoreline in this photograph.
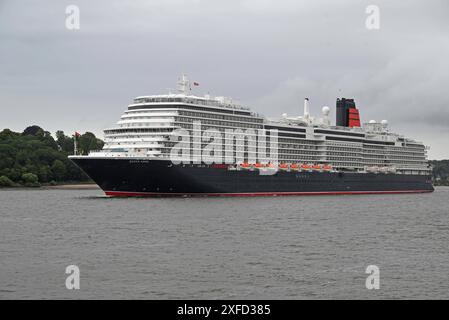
[0,183,100,191]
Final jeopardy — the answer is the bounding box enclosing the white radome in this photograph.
[322,106,330,115]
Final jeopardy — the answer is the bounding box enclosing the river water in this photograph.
[0,187,448,299]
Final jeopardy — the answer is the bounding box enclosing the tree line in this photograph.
[0,125,103,187]
[430,160,449,186]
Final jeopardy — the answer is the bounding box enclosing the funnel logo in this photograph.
[169,121,278,175]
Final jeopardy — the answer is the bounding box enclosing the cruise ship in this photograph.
[69,75,434,196]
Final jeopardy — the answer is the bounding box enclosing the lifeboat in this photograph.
[312,164,322,171]
[240,162,251,169]
[279,163,289,170]
[379,166,389,173]
[290,163,299,171]
[368,166,379,173]
[388,166,397,173]
[323,165,332,171]
[254,163,265,168]
[301,164,311,170]
[266,163,276,168]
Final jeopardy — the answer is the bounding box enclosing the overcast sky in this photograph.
[1,0,448,158]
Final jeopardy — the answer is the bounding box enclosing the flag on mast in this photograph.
[190,82,199,91]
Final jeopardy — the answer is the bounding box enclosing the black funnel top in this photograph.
[336,98,356,127]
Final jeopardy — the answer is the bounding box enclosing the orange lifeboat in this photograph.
[254,163,265,168]
[301,164,311,170]
[323,165,332,171]
[279,163,289,170]
[312,164,322,170]
[240,162,251,169]
[266,163,275,168]
[290,163,299,171]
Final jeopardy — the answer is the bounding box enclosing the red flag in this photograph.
[74,131,80,137]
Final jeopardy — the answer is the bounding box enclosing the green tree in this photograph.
[78,132,103,155]
[430,160,449,186]
[38,165,52,183]
[0,129,19,140]
[56,130,74,153]
[0,126,102,186]
[42,130,58,149]
[0,175,14,187]
[51,159,67,181]
[22,125,44,137]
[0,168,21,182]
[0,144,15,168]
[21,173,39,186]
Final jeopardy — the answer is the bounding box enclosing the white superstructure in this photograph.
[90,75,430,175]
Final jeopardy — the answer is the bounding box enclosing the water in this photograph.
[0,187,448,299]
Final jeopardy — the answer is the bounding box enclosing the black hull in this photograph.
[70,158,434,197]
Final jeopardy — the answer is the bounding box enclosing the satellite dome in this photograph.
[381,120,388,125]
[322,106,330,115]
[369,120,376,124]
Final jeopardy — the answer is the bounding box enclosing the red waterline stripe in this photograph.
[104,190,434,197]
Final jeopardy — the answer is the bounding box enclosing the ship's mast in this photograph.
[303,98,310,120]
[177,74,190,95]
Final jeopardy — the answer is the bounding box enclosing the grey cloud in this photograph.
[0,0,448,158]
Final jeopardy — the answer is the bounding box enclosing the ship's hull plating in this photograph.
[70,158,434,197]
